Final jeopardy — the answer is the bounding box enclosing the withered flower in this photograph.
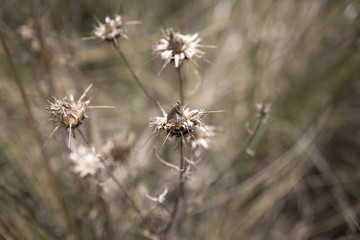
[92,15,140,42]
[69,145,103,177]
[102,134,135,164]
[46,85,92,147]
[150,102,210,146]
[154,28,214,72]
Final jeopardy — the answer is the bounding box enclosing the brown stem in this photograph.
[112,40,156,105]
[0,29,81,240]
[178,64,184,105]
[77,129,144,219]
[162,141,185,237]
[162,62,186,237]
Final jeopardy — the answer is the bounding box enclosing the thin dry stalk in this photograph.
[162,64,186,238]
[162,141,185,237]
[77,130,144,219]
[178,63,184,105]
[112,40,156,105]
[0,29,81,240]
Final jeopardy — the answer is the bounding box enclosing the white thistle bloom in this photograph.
[150,102,209,145]
[92,15,140,41]
[69,145,104,177]
[154,28,214,71]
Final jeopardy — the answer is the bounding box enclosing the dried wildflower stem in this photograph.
[102,158,144,217]
[163,141,185,236]
[200,116,264,198]
[0,30,81,240]
[112,40,156,104]
[178,64,184,105]
[77,131,143,219]
[96,185,114,240]
[163,65,186,236]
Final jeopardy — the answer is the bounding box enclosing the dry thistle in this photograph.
[154,28,214,73]
[69,145,103,177]
[102,133,135,164]
[45,84,97,147]
[91,15,140,42]
[149,102,210,147]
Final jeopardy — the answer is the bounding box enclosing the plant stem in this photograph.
[77,130,144,219]
[178,64,184,105]
[112,40,156,105]
[0,29,81,239]
[162,64,186,238]
[162,141,184,237]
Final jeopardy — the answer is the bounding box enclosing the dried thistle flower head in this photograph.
[69,145,103,177]
[46,84,92,130]
[44,84,113,148]
[154,28,214,72]
[102,133,135,164]
[150,102,209,146]
[92,15,140,42]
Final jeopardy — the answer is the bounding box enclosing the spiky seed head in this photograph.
[46,85,92,129]
[92,15,141,41]
[154,28,213,71]
[150,102,209,145]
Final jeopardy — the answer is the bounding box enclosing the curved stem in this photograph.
[178,64,184,105]
[162,141,184,237]
[77,129,144,219]
[112,40,156,105]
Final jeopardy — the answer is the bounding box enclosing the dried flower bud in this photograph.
[46,85,92,130]
[150,102,209,146]
[102,134,135,164]
[154,28,214,72]
[92,15,140,41]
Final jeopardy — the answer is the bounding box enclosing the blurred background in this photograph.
[1,0,360,239]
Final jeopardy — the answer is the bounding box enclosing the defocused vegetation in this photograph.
[1,0,360,239]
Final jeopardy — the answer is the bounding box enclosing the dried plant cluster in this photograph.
[2,2,357,240]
